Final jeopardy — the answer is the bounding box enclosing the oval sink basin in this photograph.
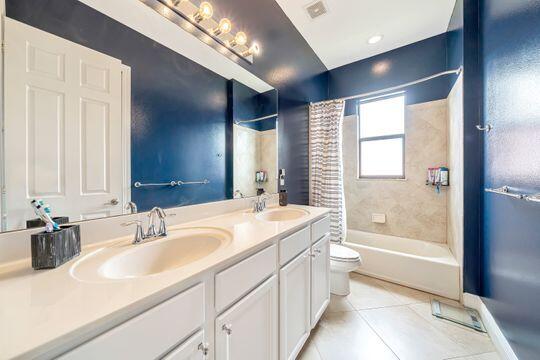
[256,208,309,222]
[71,227,231,281]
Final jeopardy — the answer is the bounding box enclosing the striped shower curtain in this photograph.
[309,100,346,243]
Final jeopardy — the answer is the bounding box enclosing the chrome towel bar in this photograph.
[485,186,540,203]
[134,179,210,188]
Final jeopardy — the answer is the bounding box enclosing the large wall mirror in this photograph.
[1,2,278,232]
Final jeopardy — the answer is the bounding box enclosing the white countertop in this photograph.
[0,205,330,359]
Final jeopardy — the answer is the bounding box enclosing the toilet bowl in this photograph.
[330,243,362,296]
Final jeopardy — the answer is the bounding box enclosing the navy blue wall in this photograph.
[480,0,540,358]
[328,33,453,116]
[453,0,484,295]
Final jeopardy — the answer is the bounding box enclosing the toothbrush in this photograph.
[31,199,60,231]
[38,201,60,230]
[43,204,60,230]
[30,200,48,224]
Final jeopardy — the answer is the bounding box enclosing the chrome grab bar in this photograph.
[134,179,210,188]
[485,186,540,203]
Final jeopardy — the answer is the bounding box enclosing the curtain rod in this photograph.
[235,113,278,124]
[310,67,463,105]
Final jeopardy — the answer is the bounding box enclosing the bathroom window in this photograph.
[358,94,405,178]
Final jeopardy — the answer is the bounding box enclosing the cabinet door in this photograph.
[163,330,207,360]
[311,235,330,327]
[279,249,311,360]
[215,275,278,360]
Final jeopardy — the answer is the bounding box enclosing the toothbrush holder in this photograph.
[26,216,70,229]
[31,224,81,270]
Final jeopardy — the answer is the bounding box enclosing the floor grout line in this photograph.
[442,351,500,360]
[356,309,402,360]
[350,301,426,312]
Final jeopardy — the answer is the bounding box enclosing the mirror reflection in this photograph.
[230,80,278,198]
[1,15,277,232]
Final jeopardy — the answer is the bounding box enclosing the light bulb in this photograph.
[213,18,232,36]
[229,31,247,47]
[193,1,213,22]
[199,2,213,19]
[242,42,260,57]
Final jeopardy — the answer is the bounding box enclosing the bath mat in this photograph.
[431,299,486,332]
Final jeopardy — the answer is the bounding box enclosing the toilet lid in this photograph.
[330,244,360,262]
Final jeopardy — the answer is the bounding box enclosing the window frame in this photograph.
[357,93,406,179]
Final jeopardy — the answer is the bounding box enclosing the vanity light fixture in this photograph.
[144,0,261,64]
[367,34,383,44]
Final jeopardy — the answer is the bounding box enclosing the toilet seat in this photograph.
[330,244,360,262]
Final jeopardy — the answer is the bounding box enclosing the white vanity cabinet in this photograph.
[310,234,331,327]
[215,275,278,360]
[60,283,206,360]
[278,216,331,360]
[279,249,312,360]
[57,213,330,360]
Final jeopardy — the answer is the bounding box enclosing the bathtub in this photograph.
[344,229,460,300]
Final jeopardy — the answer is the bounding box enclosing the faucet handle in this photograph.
[121,220,144,244]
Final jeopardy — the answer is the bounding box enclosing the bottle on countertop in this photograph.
[279,189,288,206]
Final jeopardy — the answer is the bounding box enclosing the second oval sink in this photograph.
[256,208,310,222]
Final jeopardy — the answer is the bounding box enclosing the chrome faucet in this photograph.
[252,193,270,213]
[125,201,138,214]
[122,207,174,244]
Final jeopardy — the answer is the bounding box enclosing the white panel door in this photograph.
[279,249,311,360]
[215,275,278,360]
[4,18,125,229]
[311,235,330,328]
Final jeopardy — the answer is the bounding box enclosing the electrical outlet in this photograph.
[372,213,386,224]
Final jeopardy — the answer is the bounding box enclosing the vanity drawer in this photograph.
[311,215,331,243]
[279,226,310,266]
[60,283,205,360]
[215,244,276,313]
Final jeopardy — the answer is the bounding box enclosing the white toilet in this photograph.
[330,243,362,296]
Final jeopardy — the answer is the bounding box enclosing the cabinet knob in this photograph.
[222,324,233,335]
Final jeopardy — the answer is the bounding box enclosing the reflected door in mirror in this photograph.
[4,19,129,231]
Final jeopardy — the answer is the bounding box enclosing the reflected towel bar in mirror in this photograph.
[235,113,278,124]
[485,186,540,203]
[134,179,210,188]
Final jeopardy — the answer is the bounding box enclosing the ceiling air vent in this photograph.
[305,1,328,20]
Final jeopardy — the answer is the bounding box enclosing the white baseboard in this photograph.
[463,293,518,360]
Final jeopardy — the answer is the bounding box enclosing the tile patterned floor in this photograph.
[298,273,500,360]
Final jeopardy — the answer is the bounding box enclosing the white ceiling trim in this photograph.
[78,0,273,92]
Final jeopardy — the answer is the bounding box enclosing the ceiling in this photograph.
[274,0,457,70]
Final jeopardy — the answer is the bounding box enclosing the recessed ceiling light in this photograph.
[367,35,383,44]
